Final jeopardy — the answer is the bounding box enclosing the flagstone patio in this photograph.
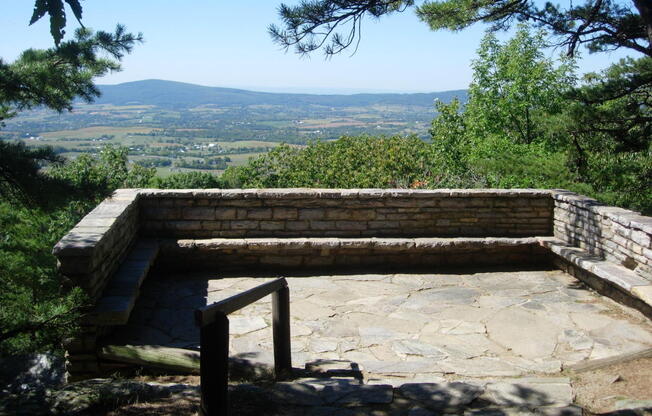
[108,268,652,384]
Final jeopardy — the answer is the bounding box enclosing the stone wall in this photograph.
[52,189,140,301]
[139,189,554,238]
[553,190,652,281]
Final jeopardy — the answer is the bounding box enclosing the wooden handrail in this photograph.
[196,278,291,416]
[195,277,288,325]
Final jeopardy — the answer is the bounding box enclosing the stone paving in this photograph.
[112,269,652,383]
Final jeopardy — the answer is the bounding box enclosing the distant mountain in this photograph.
[95,79,467,108]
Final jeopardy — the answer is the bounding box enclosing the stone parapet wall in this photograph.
[53,189,140,301]
[138,189,554,239]
[552,190,652,281]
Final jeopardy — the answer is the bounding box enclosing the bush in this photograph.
[149,171,221,189]
[221,136,484,189]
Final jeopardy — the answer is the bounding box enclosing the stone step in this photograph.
[235,376,575,414]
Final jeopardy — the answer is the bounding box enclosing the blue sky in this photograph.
[1,1,636,94]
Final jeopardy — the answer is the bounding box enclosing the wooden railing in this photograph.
[194,278,292,416]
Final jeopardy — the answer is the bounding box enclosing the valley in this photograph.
[0,80,466,176]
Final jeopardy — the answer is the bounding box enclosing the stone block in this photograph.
[53,232,105,256]
[299,209,325,220]
[325,209,354,220]
[214,207,237,219]
[170,221,202,231]
[230,220,259,230]
[630,230,651,248]
[216,199,263,207]
[304,257,335,267]
[247,208,273,220]
[483,378,572,408]
[632,286,652,305]
[260,255,303,267]
[182,207,215,220]
[85,295,137,325]
[273,207,298,220]
[286,221,310,231]
[200,221,222,231]
[142,207,180,220]
[592,262,650,291]
[399,382,483,412]
[335,221,367,231]
[368,220,400,229]
[349,210,376,221]
[310,221,336,231]
[260,221,286,231]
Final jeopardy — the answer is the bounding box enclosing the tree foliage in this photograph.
[150,171,221,189]
[0,203,85,354]
[429,25,651,213]
[270,0,413,56]
[465,27,577,145]
[271,0,651,58]
[0,145,153,355]
[1,3,142,205]
[0,26,142,127]
[30,0,84,45]
[221,136,483,189]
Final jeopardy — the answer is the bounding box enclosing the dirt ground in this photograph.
[571,356,652,414]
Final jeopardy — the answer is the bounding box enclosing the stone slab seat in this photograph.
[157,236,550,270]
[83,239,160,326]
[170,236,546,251]
[538,237,652,312]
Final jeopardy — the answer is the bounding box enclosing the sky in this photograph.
[1,1,637,94]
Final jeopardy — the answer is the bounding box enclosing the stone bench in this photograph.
[84,239,160,326]
[541,237,652,318]
[155,236,552,271]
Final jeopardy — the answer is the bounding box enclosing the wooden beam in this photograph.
[567,347,652,372]
[99,345,200,374]
[195,278,287,326]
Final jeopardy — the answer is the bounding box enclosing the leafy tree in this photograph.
[566,57,652,154]
[427,25,651,213]
[431,26,577,150]
[49,145,155,200]
[465,27,577,145]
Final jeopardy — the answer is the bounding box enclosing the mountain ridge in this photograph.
[95,79,467,108]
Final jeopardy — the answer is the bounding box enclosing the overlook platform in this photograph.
[53,187,652,411]
[112,268,652,383]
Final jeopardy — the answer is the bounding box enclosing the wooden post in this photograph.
[199,312,229,416]
[272,285,291,379]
